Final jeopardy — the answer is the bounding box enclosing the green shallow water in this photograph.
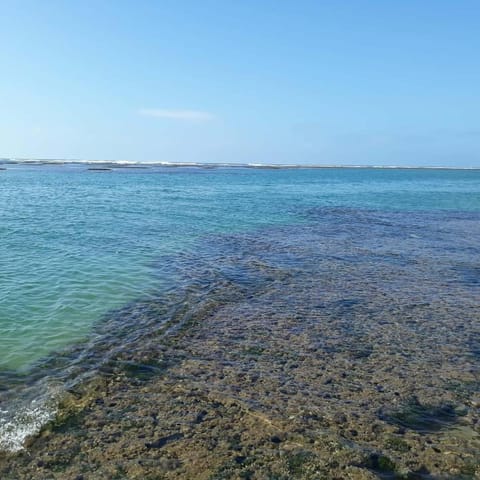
[0,163,480,456]
[1,164,479,371]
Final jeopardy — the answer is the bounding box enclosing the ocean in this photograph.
[0,162,479,477]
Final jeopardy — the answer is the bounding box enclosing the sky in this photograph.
[1,0,479,166]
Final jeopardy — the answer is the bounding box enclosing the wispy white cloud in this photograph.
[138,108,214,121]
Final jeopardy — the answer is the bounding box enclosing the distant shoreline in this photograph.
[1,158,479,170]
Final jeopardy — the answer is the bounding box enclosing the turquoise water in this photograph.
[1,164,479,371]
[1,163,479,451]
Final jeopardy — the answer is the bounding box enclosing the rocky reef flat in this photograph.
[1,209,479,479]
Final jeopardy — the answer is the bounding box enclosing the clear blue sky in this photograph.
[1,0,479,166]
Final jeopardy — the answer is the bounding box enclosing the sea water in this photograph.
[0,162,479,452]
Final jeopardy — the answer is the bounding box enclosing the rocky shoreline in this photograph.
[1,213,479,479]
[1,285,479,478]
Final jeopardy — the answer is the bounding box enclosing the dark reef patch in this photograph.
[382,397,460,433]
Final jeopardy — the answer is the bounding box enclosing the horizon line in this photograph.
[1,157,480,170]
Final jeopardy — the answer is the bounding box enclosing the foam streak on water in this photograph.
[0,398,57,452]
[0,371,66,452]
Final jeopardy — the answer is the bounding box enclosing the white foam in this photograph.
[3,158,480,170]
[0,387,60,452]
